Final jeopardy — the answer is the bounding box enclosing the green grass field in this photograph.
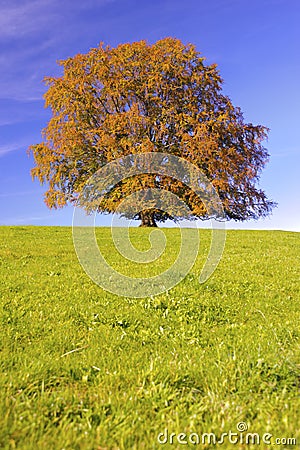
[0,226,299,449]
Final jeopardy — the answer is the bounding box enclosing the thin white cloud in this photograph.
[0,0,59,38]
[0,0,115,100]
[0,36,60,100]
[271,149,300,158]
[0,190,38,198]
[0,0,114,39]
[0,214,52,224]
[0,98,46,126]
[0,140,28,157]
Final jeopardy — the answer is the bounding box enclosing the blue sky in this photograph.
[0,0,299,230]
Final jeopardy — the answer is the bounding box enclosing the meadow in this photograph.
[0,226,299,449]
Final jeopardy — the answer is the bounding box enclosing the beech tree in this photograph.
[29,37,275,226]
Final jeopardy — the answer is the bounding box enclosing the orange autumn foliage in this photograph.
[29,38,275,226]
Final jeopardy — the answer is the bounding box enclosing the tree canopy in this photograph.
[29,37,275,226]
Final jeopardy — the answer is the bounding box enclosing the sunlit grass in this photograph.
[0,226,299,449]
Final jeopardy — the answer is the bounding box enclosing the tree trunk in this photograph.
[139,210,158,227]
